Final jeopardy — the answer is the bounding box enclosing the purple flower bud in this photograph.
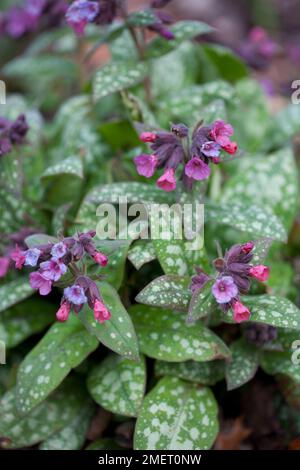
[201,141,221,158]
[212,276,238,304]
[0,138,12,157]
[66,0,99,36]
[9,114,29,145]
[51,242,68,259]
[171,123,189,138]
[190,267,210,294]
[24,248,42,267]
[185,157,211,181]
[64,284,87,305]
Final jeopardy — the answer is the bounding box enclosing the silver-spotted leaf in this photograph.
[130,305,230,362]
[87,354,146,417]
[134,377,219,450]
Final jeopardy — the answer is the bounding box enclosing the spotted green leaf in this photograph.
[136,275,191,310]
[79,282,139,360]
[93,61,148,101]
[0,377,86,449]
[134,377,219,450]
[127,9,158,26]
[187,281,214,324]
[16,315,98,414]
[40,398,95,450]
[25,233,58,248]
[0,298,54,348]
[128,240,156,270]
[261,351,300,384]
[155,360,225,385]
[206,201,287,242]
[87,354,146,417]
[146,21,213,59]
[42,155,83,180]
[224,295,300,330]
[130,305,230,362]
[222,148,299,231]
[157,81,234,127]
[225,339,259,390]
[0,278,34,313]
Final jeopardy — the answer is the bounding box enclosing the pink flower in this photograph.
[232,300,251,323]
[241,241,254,254]
[10,245,26,269]
[222,141,238,155]
[93,299,111,323]
[30,271,52,295]
[0,257,10,278]
[56,301,71,322]
[210,120,234,147]
[40,258,67,281]
[249,265,270,282]
[139,132,157,143]
[156,168,176,192]
[134,154,157,178]
[212,276,238,304]
[93,251,108,266]
[185,157,211,181]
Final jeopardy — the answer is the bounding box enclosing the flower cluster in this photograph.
[0,114,29,157]
[190,241,270,323]
[0,0,67,38]
[66,0,175,39]
[134,120,238,192]
[10,231,111,324]
[238,26,278,70]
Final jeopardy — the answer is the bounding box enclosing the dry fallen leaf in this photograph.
[214,416,252,450]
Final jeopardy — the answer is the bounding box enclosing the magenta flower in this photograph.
[10,245,26,270]
[24,248,42,267]
[139,132,157,143]
[134,154,157,178]
[222,141,238,155]
[210,120,233,147]
[184,157,211,181]
[93,298,111,323]
[156,168,176,192]
[40,258,67,281]
[249,265,270,282]
[201,141,221,158]
[30,271,52,295]
[64,284,87,305]
[232,300,251,323]
[56,301,71,322]
[241,241,254,254]
[51,242,67,259]
[0,257,10,278]
[66,0,99,36]
[212,276,238,304]
[93,251,108,267]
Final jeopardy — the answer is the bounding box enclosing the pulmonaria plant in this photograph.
[134,120,238,191]
[0,114,29,157]
[10,231,111,324]
[190,241,270,323]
